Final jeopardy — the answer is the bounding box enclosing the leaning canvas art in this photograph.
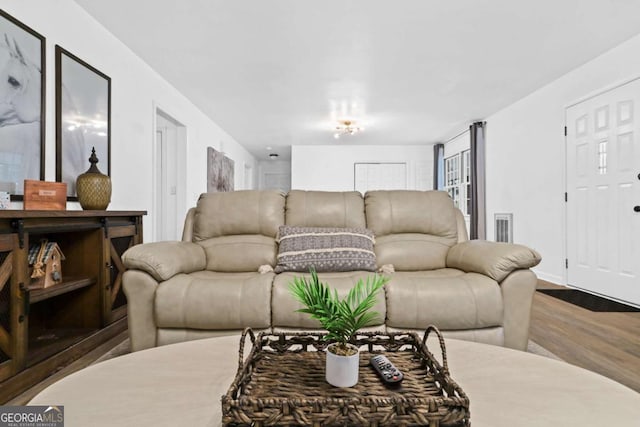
[0,10,45,197]
[207,147,234,192]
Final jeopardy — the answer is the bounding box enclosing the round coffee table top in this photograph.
[30,335,640,427]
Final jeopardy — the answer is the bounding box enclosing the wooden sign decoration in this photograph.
[23,180,67,210]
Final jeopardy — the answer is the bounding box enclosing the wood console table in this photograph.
[0,210,146,402]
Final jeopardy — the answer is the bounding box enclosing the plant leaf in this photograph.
[288,269,389,345]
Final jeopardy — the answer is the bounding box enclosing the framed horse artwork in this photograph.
[55,46,111,199]
[0,10,46,199]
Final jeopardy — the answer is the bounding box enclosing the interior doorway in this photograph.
[565,77,640,306]
[258,160,291,192]
[154,107,187,242]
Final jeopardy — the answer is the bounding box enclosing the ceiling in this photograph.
[75,0,640,161]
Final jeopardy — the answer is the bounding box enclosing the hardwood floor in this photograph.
[531,281,640,392]
[7,282,640,404]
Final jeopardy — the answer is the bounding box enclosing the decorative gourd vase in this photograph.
[325,343,359,387]
[76,147,111,210]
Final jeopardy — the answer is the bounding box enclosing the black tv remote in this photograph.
[370,355,403,385]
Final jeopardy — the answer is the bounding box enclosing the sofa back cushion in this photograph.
[365,190,458,270]
[193,190,285,240]
[192,190,285,272]
[285,190,366,228]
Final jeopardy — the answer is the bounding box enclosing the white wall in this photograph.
[1,0,256,242]
[444,130,470,158]
[291,145,432,191]
[485,31,640,284]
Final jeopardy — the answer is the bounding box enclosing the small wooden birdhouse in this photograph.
[28,240,66,288]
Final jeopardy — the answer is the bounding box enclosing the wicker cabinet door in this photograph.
[0,234,24,382]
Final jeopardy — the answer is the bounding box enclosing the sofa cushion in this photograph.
[275,226,377,273]
[198,235,277,272]
[193,190,285,240]
[285,190,366,228]
[385,269,503,330]
[375,234,451,271]
[272,271,387,329]
[386,326,505,347]
[155,271,273,329]
[365,190,458,238]
[365,191,459,270]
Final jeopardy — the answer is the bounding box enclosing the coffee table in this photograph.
[29,335,640,426]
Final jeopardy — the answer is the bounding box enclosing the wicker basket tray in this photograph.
[221,326,470,426]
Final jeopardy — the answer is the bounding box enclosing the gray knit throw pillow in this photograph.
[275,226,377,273]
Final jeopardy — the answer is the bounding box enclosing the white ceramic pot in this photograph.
[325,343,359,387]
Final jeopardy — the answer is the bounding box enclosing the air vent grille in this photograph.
[495,213,513,243]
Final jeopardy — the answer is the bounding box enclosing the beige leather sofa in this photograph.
[123,190,541,352]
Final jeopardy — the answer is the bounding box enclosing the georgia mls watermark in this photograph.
[0,406,64,427]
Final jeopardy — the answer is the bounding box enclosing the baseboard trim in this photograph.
[532,270,563,285]
[566,285,640,310]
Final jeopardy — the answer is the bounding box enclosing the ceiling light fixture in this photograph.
[333,120,363,139]
[269,153,279,159]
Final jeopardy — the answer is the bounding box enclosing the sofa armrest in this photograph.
[123,270,159,351]
[446,240,541,282]
[122,241,206,281]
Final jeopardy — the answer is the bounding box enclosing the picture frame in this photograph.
[207,147,234,192]
[55,45,111,199]
[0,10,46,199]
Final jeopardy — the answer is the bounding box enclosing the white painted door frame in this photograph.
[152,103,187,242]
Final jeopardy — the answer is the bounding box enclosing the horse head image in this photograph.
[0,34,41,127]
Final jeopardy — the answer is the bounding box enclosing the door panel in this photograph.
[103,224,141,324]
[0,234,21,381]
[566,78,640,305]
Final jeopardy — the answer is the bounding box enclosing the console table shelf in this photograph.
[27,328,97,367]
[29,277,96,303]
[0,210,146,403]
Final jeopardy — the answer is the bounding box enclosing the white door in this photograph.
[263,173,290,192]
[566,78,640,305]
[155,112,180,241]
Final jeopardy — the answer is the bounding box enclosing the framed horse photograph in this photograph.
[0,10,46,199]
[55,45,111,199]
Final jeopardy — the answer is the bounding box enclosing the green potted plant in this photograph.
[289,269,388,387]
